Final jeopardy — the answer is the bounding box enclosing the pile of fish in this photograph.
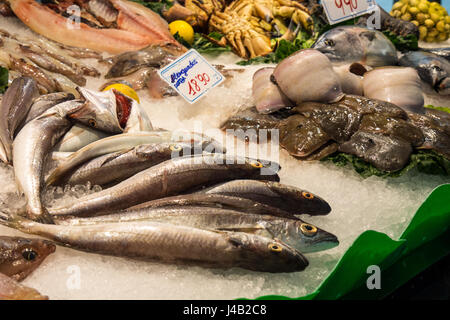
[222,26,450,174]
[0,235,55,299]
[0,76,340,283]
[0,29,102,96]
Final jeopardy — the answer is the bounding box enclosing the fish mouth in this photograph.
[309,235,339,252]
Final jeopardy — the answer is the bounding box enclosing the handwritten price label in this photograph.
[158,49,224,104]
[321,0,378,25]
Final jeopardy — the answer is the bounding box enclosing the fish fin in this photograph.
[360,31,375,42]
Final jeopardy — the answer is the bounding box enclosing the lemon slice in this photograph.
[169,20,194,45]
[103,83,140,103]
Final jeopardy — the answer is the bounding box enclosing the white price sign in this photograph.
[158,49,224,104]
[321,0,378,25]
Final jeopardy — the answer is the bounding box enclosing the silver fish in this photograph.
[0,214,308,273]
[48,154,279,217]
[127,193,298,219]
[46,131,225,186]
[56,206,339,253]
[0,77,39,163]
[13,100,84,222]
[54,142,219,187]
[312,26,398,67]
[54,124,110,152]
[202,180,332,216]
[24,92,75,125]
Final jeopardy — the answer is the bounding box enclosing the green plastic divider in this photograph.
[247,183,450,300]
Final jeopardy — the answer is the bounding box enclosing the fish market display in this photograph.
[0,272,48,300]
[399,51,450,95]
[363,67,425,113]
[312,26,398,67]
[0,236,55,281]
[4,0,184,54]
[0,214,309,273]
[222,94,450,173]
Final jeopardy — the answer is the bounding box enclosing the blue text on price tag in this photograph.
[321,0,378,25]
[158,49,224,104]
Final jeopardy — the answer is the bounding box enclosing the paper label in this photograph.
[321,0,378,25]
[158,49,224,104]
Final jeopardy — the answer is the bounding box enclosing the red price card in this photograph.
[158,49,224,104]
[322,0,378,25]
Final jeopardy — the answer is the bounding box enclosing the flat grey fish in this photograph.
[0,272,48,300]
[338,131,413,172]
[0,77,39,163]
[54,142,220,187]
[0,214,308,273]
[312,26,398,67]
[127,193,298,219]
[0,236,55,281]
[55,206,339,253]
[48,154,280,217]
[202,180,331,216]
[399,51,450,95]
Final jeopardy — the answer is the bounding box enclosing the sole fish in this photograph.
[0,236,55,281]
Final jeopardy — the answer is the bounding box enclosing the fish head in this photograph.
[312,27,362,62]
[290,221,339,253]
[268,182,332,215]
[226,232,309,273]
[68,87,123,133]
[0,236,56,281]
[279,114,331,157]
[242,157,281,180]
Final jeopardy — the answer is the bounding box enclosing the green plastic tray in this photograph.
[246,183,450,300]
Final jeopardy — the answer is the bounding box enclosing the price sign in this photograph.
[321,0,378,25]
[158,49,224,104]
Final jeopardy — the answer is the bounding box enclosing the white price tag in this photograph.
[321,0,378,25]
[158,49,224,104]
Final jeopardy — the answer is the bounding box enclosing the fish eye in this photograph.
[324,39,335,46]
[301,191,314,199]
[250,160,263,168]
[22,248,38,261]
[88,119,97,128]
[300,223,318,237]
[169,144,182,152]
[268,243,282,252]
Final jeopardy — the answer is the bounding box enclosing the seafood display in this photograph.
[0,0,448,301]
[222,94,450,172]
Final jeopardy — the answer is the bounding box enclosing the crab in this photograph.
[187,0,314,59]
